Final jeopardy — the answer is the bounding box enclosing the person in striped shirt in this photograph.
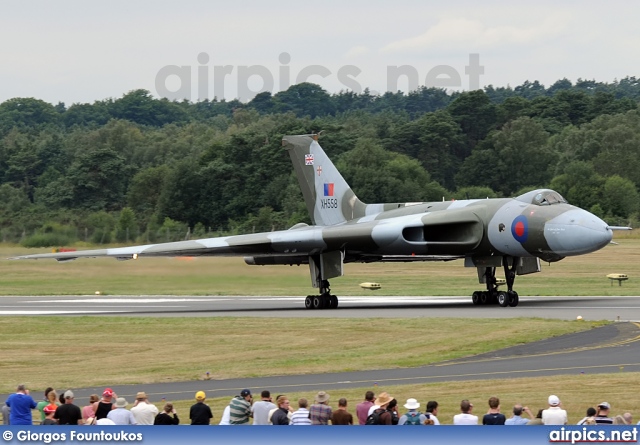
[290,398,312,425]
[229,389,253,425]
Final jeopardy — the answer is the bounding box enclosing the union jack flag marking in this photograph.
[305,154,314,165]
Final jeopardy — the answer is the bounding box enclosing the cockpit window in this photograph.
[532,191,567,206]
[515,189,568,206]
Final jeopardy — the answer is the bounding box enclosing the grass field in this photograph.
[1,237,639,296]
[0,317,604,394]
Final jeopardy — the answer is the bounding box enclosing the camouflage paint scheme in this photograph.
[11,134,618,309]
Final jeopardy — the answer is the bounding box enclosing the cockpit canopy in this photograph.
[515,189,568,206]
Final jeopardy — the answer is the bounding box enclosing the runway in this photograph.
[0,294,639,321]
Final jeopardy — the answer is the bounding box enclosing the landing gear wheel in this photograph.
[508,291,519,307]
[472,291,481,305]
[329,295,338,309]
[305,296,313,309]
[497,291,509,307]
[312,295,323,309]
[479,292,488,305]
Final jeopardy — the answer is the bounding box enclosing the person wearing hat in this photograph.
[367,392,394,425]
[41,404,58,425]
[229,389,253,425]
[130,391,158,425]
[453,399,478,425]
[154,402,180,425]
[367,391,389,417]
[398,398,427,425]
[53,390,83,425]
[190,391,213,425]
[309,391,333,425]
[93,388,117,420]
[107,398,137,425]
[594,402,613,424]
[542,395,567,425]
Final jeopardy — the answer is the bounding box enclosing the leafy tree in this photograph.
[84,211,116,244]
[63,102,111,127]
[0,183,31,226]
[66,147,128,211]
[453,186,498,200]
[3,134,41,200]
[549,161,604,210]
[248,91,275,113]
[109,89,188,126]
[602,175,639,218]
[156,217,189,242]
[457,117,555,196]
[273,83,335,118]
[116,207,138,242]
[388,111,465,190]
[0,98,61,135]
[337,138,448,203]
[447,90,497,152]
[495,96,531,127]
[127,165,169,226]
[513,80,546,99]
[547,78,573,95]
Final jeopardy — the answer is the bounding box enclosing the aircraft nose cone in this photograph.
[545,209,613,256]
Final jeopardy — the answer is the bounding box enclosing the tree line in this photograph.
[0,77,639,246]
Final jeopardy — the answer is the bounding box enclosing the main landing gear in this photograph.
[471,256,520,307]
[304,280,338,309]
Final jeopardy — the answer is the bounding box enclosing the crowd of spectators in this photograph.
[3,385,638,426]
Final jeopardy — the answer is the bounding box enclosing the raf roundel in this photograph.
[511,215,528,243]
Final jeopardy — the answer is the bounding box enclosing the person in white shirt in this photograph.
[453,399,478,425]
[219,402,232,425]
[130,392,158,425]
[107,398,137,425]
[251,391,276,425]
[290,398,312,425]
[426,400,441,425]
[542,395,568,425]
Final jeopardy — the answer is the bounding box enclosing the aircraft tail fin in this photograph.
[283,134,366,226]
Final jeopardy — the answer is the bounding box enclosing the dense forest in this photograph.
[1,76,639,246]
